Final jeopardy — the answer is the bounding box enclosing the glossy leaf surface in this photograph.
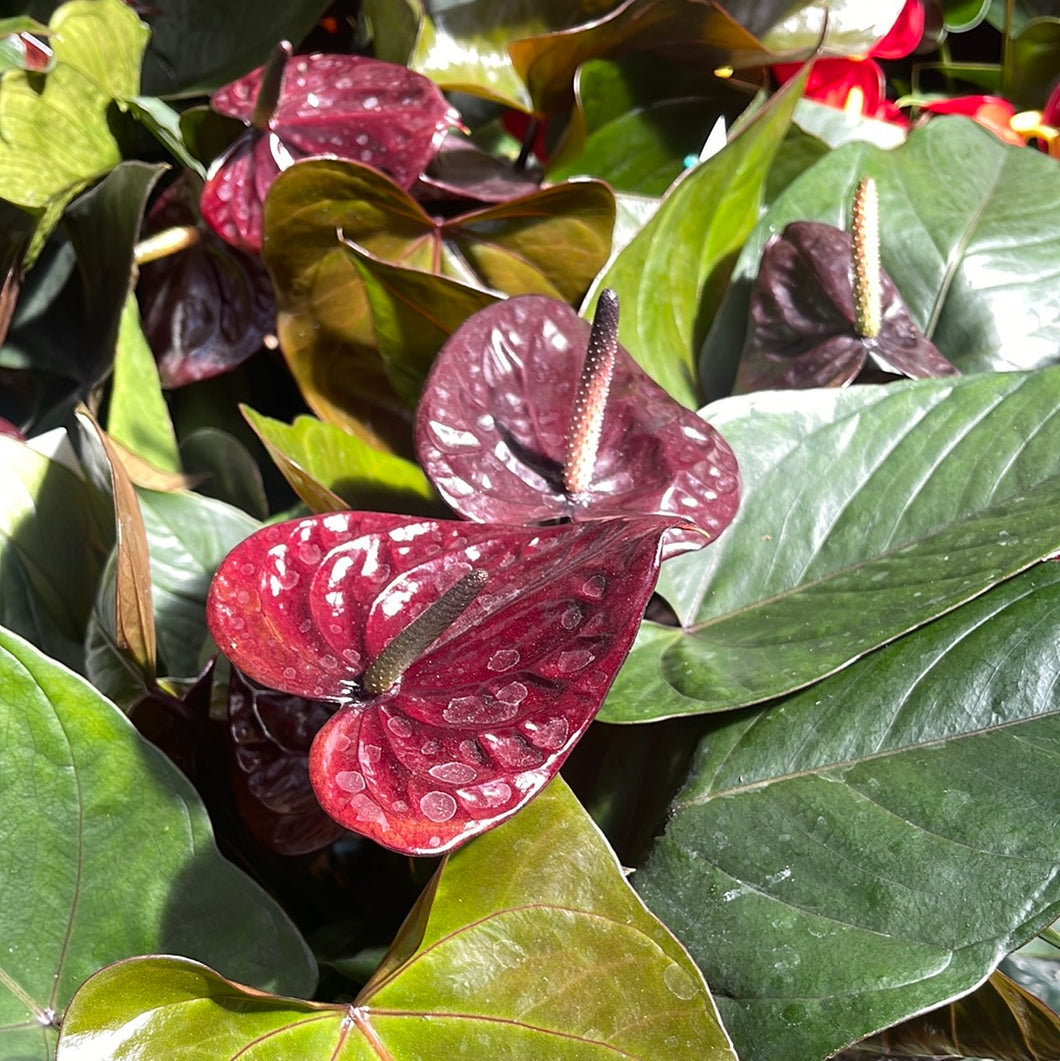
[0,0,147,258]
[138,0,330,97]
[201,54,460,252]
[0,626,314,1061]
[263,159,613,434]
[635,559,1060,1061]
[587,63,805,407]
[509,0,769,115]
[242,406,439,515]
[736,220,958,390]
[603,368,1060,720]
[702,119,1060,395]
[208,513,676,853]
[0,433,111,672]
[843,971,1060,1059]
[416,295,740,556]
[57,778,734,1060]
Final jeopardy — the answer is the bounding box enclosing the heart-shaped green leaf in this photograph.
[0,433,112,672]
[702,118,1060,396]
[634,558,1060,1061]
[602,368,1060,720]
[57,778,735,1060]
[0,626,315,1061]
[586,64,805,408]
[242,406,440,515]
[0,0,148,259]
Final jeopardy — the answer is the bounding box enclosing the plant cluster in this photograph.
[0,1,1059,1059]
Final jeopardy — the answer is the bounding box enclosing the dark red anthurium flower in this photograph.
[415,293,740,560]
[207,511,685,855]
[201,45,461,253]
[226,668,346,855]
[773,0,924,126]
[138,173,274,388]
[736,220,957,391]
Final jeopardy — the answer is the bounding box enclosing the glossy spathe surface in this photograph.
[207,511,678,854]
[201,53,460,252]
[415,295,740,559]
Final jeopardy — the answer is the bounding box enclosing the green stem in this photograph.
[252,40,293,130]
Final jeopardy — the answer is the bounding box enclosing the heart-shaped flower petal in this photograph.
[415,294,740,558]
[207,512,681,854]
[736,220,959,391]
[201,52,461,252]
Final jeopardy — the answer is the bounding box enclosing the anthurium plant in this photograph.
[1,1,1059,1060]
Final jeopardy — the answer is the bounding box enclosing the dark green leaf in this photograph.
[635,559,1060,1061]
[842,971,1060,1059]
[0,434,111,672]
[138,0,331,97]
[0,626,315,1060]
[603,369,1060,720]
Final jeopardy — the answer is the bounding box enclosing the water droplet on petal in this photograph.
[428,761,478,784]
[443,695,519,725]
[663,962,699,1001]
[419,790,457,822]
[560,603,583,630]
[523,716,569,751]
[582,574,607,599]
[488,648,521,672]
[387,716,413,738]
[495,681,528,706]
[556,649,594,673]
[335,770,365,794]
[457,778,513,811]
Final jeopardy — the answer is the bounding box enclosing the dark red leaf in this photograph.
[207,512,679,854]
[227,668,346,855]
[736,220,959,392]
[415,294,740,558]
[416,135,543,205]
[202,53,461,253]
[138,174,274,387]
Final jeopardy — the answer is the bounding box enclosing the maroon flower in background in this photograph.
[201,46,462,253]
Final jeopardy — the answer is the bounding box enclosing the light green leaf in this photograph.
[108,294,181,475]
[243,407,440,516]
[0,0,148,256]
[0,626,315,1061]
[57,778,735,1060]
[585,66,805,408]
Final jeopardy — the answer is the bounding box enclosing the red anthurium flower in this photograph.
[201,45,461,253]
[415,294,740,560]
[207,512,685,855]
[919,96,1026,147]
[774,0,923,126]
